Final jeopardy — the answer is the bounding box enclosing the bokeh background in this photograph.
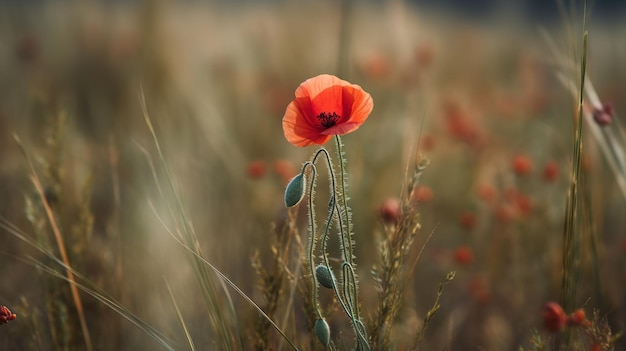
[0,0,625,350]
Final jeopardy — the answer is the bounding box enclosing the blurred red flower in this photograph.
[468,276,491,305]
[443,101,482,147]
[420,134,436,152]
[476,183,497,205]
[412,185,433,203]
[514,193,533,217]
[246,160,266,179]
[568,309,590,327]
[0,306,16,324]
[543,302,567,333]
[543,160,559,182]
[453,245,474,265]
[458,211,477,231]
[379,197,401,223]
[593,103,614,126]
[495,204,515,223]
[512,154,533,176]
[282,74,373,147]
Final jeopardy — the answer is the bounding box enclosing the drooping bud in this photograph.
[315,264,334,289]
[314,318,331,346]
[284,173,306,207]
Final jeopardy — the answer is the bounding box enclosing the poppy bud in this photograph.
[315,265,334,289]
[284,174,306,207]
[314,318,331,346]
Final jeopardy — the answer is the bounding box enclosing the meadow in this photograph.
[0,1,625,350]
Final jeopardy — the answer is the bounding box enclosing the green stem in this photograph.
[306,142,369,350]
[334,135,354,265]
[304,161,321,319]
[312,150,355,319]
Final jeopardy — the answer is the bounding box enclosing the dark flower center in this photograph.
[317,112,340,128]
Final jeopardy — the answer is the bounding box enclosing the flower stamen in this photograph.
[317,112,340,128]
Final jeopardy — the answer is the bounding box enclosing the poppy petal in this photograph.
[321,122,362,136]
[283,101,332,146]
[345,85,373,125]
[310,85,344,124]
[295,74,345,100]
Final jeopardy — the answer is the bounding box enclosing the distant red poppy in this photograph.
[379,197,401,223]
[514,193,533,217]
[246,160,266,179]
[420,133,436,151]
[453,246,474,265]
[543,161,559,182]
[412,185,433,203]
[0,305,16,324]
[282,74,373,147]
[512,154,533,176]
[468,276,491,305]
[543,302,567,333]
[476,183,497,204]
[458,211,477,231]
[568,309,590,327]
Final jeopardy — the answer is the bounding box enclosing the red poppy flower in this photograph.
[543,302,567,333]
[0,305,16,324]
[379,197,401,223]
[512,154,533,176]
[453,246,474,265]
[543,160,559,182]
[282,74,373,147]
[246,160,266,180]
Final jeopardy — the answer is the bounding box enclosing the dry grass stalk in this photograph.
[15,116,94,351]
[368,157,428,350]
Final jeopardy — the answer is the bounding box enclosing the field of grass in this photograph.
[0,1,625,350]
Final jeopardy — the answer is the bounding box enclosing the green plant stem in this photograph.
[304,160,322,318]
[334,136,355,266]
[307,150,358,319]
[333,136,368,348]
[306,143,369,350]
